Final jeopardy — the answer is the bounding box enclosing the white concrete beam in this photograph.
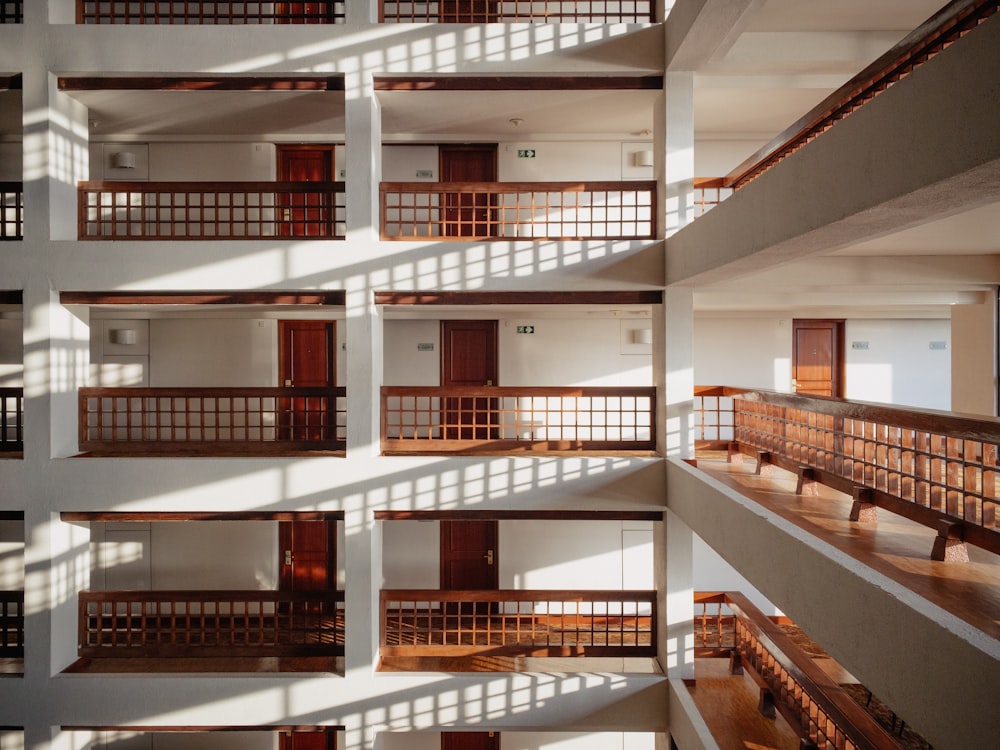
[667,459,1000,750]
[668,12,1000,285]
[666,0,763,71]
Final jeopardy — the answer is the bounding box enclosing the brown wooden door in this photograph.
[441,320,498,440]
[280,521,336,592]
[440,145,497,237]
[441,732,500,750]
[279,320,336,441]
[440,520,498,591]
[280,731,336,750]
[277,146,334,236]
[275,3,329,24]
[792,319,845,397]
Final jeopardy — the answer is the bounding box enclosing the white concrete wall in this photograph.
[381,520,653,591]
[0,517,23,591]
[78,731,277,750]
[694,315,952,408]
[693,139,766,177]
[91,522,279,591]
[376,732,655,749]
[384,316,652,387]
[951,296,997,416]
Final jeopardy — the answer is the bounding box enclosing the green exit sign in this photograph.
[517,149,536,158]
[517,325,535,334]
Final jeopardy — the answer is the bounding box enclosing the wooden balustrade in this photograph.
[78,589,344,658]
[720,591,899,750]
[79,386,346,455]
[692,0,1000,211]
[0,1,20,22]
[380,589,655,657]
[380,181,656,240]
[77,1,345,23]
[693,591,735,653]
[692,178,734,219]
[0,591,24,658]
[0,387,23,453]
[381,385,655,453]
[0,182,23,240]
[693,386,1000,555]
[78,181,346,240]
[379,0,654,23]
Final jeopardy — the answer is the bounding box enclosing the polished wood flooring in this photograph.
[694,452,1000,640]
[63,656,343,674]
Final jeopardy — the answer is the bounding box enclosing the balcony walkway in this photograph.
[692,451,1000,642]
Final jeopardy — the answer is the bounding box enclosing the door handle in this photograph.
[484,550,494,565]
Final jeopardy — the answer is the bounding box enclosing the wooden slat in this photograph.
[61,291,345,306]
[375,510,663,520]
[373,75,663,91]
[375,290,662,306]
[60,76,345,90]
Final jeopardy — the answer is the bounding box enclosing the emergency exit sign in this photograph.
[517,149,536,158]
[517,325,535,334]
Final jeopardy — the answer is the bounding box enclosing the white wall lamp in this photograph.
[630,328,653,345]
[633,150,654,168]
[109,329,137,345]
[112,151,137,169]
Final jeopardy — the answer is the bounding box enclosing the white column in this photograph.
[663,508,695,681]
[664,287,694,460]
[951,289,998,416]
[663,72,695,239]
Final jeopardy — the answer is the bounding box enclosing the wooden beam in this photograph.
[59,291,345,306]
[0,74,22,91]
[375,510,663,521]
[60,511,344,522]
[62,727,343,733]
[375,290,663,306]
[0,511,23,521]
[374,75,663,91]
[0,291,21,305]
[58,76,345,91]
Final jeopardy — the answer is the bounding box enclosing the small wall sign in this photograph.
[517,149,536,158]
[516,325,535,334]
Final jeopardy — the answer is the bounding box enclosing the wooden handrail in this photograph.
[78,181,347,240]
[379,0,655,23]
[79,386,346,455]
[381,385,656,453]
[0,590,24,658]
[692,386,1000,555]
[0,182,23,240]
[380,588,655,657]
[720,592,899,750]
[380,180,656,240]
[700,0,999,193]
[78,589,345,658]
[77,1,345,23]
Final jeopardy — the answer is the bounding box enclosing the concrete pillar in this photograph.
[660,508,695,680]
[663,72,695,239]
[951,289,998,416]
[664,287,694,460]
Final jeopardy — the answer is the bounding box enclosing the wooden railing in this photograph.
[695,592,899,750]
[78,181,346,240]
[0,1,21,23]
[693,0,1000,209]
[380,589,655,657]
[379,0,654,23]
[380,181,656,240]
[0,182,23,240]
[77,1,345,23]
[78,589,344,658]
[692,178,734,219]
[693,386,1000,555]
[79,386,346,455]
[0,591,24,658]
[381,385,656,452]
[0,387,23,453]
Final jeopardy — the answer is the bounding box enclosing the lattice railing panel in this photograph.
[77,1,345,23]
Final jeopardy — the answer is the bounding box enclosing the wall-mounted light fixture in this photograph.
[633,150,654,168]
[109,328,137,345]
[112,151,137,169]
[630,328,653,345]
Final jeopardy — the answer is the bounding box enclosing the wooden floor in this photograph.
[695,452,1000,640]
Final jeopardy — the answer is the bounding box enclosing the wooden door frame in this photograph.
[276,144,338,181]
[792,318,846,398]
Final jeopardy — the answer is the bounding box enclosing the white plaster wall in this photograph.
[844,319,951,409]
[384,317,652,387]
[381,521,653,591]
[376,733,654,749]
[382,145,438,182]
[695,315,953,408]
[951,297,997,416]
[87,142,275,182]
[692,534,778,616]
[83,732,276,750]
[693,139,767,177]
[0,314,23,386]
[149,319,278,387]
[694,316,792,391]
[0,518,24,590]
